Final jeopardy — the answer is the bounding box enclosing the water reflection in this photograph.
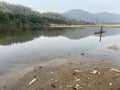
[0,28,120,46]
[0,28,99,45]
[0,28,120,75]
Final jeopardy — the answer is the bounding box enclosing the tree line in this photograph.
[0,11,79,25]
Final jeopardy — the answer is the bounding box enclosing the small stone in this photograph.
[75,84,80,87]
[50,72,54,75]
[34,69,36,72]
[88,84,91,87]
[34,76,37,78]
[109,83,112,86]
[59,87,62,89]
[81,53,84,55]
[51,84,56,88]
[3,86,7,88]
[98,72,101,75]
[90,70,98,75]
[117,88,120,90]
[88,78,90,80]
[73,70,81,75]
[73,70,81,73]
[51,78,54,81]
[73,72,76,75]
[39,66,42,69]
[73,87,79,90]
[74,77,80,82]
[73,84,80,90]
[76,79,80,82]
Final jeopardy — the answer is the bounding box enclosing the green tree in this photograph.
[0,12,9,21]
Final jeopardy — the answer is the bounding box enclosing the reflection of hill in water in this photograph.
[0,28,120,46]
[0,28,98,45]
[62,28,98,40]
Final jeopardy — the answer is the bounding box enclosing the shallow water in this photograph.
[0,28,120,75]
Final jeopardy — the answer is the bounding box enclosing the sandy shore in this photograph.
[50,24,120,28]
[2,56,120,90]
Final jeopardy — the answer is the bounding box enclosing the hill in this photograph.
[0,1,81,29]
[0,1,89,26]
[0,1,39,15]
[63,9,120,24]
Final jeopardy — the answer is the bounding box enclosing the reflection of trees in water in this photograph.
[1,27,120,46]
[0,28,99,45]
[0,29,40,45]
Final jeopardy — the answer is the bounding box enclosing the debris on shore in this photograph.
[108,44,119,50]
[109,83,112,86]
[90,70,100,75]
[109,67,120,73]
[28,78,36,85]
[8,61,120,90]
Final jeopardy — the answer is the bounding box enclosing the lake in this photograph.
[0,27,120,77]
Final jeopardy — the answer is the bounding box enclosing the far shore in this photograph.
[50,24,120,28]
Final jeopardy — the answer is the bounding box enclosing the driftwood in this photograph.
[28,78,36,85]
[109,67,120,73]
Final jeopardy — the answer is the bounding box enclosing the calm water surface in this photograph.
[0,28,120,74]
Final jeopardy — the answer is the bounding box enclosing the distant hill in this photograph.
[0,2,89,25]
[0,1,88,24]
[41,12,89,25]
[63,9,120,24]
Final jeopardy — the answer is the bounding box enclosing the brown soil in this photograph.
[3,60,120,90]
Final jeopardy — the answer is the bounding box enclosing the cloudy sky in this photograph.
[1,0,120,13]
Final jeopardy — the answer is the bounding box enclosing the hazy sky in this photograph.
[1,0,120,13]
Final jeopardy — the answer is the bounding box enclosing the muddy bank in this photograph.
[2,57,120,90]
[0,57,69,89]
